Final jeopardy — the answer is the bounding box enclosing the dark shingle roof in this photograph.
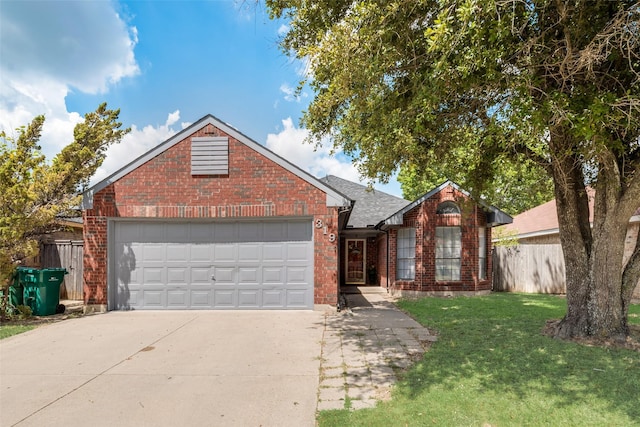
[320,175,410,228]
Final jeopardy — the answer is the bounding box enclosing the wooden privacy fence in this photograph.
[40,240,84,300]
[493,244,566,294]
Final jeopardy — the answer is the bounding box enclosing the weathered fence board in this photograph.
[41,240,84,300]
[493,244,640,299]
[493,245,566,294]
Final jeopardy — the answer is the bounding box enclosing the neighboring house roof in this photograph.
[319,175,410,228]
[500,189,640,239]
[381,180,513,228]
[58,216,83,229]
[81,115,352,210]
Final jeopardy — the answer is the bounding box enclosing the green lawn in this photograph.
[0,324,35,340]
[318,293,640,427]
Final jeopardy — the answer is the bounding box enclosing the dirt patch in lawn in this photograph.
[543,320,640,352]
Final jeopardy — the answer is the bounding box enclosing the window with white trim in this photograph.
[396,228,416,280]
[478,227,487,280]
[436,201,460,214]
[436,226,461,281]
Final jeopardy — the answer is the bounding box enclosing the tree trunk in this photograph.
[549,130,639,340]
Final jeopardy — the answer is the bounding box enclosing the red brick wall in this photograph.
[83,123,340,307]
[390,185,491,293]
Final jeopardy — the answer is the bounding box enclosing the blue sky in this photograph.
[0,0,402,196]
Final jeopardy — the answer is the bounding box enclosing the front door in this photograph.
[345,239,366,284]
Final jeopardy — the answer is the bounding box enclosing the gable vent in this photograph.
[191,136,229,175]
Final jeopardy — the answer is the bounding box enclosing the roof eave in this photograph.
[81,114,351,210]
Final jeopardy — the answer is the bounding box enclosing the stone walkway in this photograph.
[317,288,437,411]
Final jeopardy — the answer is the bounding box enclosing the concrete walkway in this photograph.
[318,287,437,410]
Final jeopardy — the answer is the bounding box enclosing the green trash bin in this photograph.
[22,268,67,316]
[9,267,39,308]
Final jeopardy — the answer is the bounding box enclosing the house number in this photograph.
[315,219,324,228]
[328,233,336,242]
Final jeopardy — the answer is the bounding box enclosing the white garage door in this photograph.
[110,220,314,310]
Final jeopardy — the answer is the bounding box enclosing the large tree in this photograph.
[0,103,129,283]
[267,0,640,339]
[398,154,554,215]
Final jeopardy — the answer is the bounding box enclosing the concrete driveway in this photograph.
[1,310,325,427]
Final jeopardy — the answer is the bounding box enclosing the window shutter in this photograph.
[191,137,229,175]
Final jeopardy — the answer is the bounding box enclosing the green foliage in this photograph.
[318,294,640,426]
[397,155,553,215]
[0,103,129,283]
[267,0,640,203]
[15,304,32,319]
[268,0,640,338]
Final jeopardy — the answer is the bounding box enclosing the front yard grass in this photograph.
[318,293,640,426]
[0,324,35,340]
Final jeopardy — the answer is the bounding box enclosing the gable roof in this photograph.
[319,175,410,228]
[81,115,352,210]
[381,180,513,228]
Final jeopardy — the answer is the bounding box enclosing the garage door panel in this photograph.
[125,289,140,307]
[166,244,188,262]
[166,223,189,241]
[239,222,261,241]
[263,244,285,261]
[286,289,308,307]
[167,290,188,308]
[167,268,187,283]
[288,221,312,240]
[213,267,234,283]
[189,223,213,242]
[143,267,164,283]
[262,289,284,307]
[214,244,236,261]
[287,267,307,283]
[190,244,211,262]
[112,220,313,310]
[238,290,260,307]
[238,244,260,262]
[191,267,212,284]
[263,267,283,283]
[143,290,164,307]
[142,223,165,242]
[214,289,236,308]
[238,267,258,283]
[264,222,286,241]
[142,244,164,262]
[190,291,213,307]
[287,243,311,261]
[213,222,236,242]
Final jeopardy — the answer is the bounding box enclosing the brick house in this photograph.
[321,176,512,297]
[81,114,512,312]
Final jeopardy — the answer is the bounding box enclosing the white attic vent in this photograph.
[191,136,229,175]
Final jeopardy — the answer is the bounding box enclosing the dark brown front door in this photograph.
[345,239,366,284]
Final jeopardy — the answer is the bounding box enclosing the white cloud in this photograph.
[279,83,308,103]
[266,117,404,197]
[0,1,139,158]
[277,24,289,36]
[92,111,181,184]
